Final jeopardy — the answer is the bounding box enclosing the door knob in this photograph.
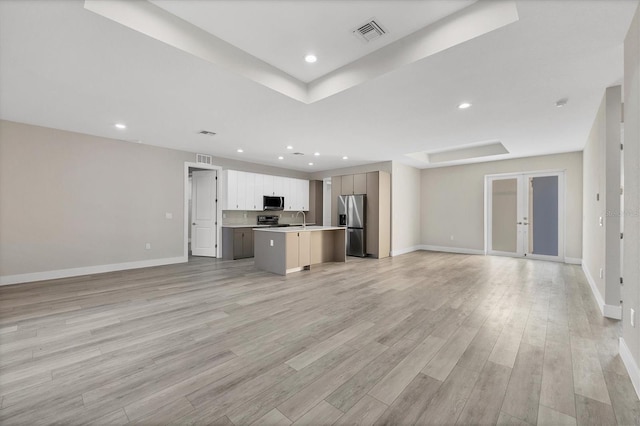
[517,222,522,225]
[523,222,529,225]
[192,223,196,225]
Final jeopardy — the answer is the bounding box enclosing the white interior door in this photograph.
[191,170,218,257]
[487,172,564,261]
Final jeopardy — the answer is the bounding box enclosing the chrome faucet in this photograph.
[295,211,306,228]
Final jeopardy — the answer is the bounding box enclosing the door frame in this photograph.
[484,169,566,262]
[184,162,222,259]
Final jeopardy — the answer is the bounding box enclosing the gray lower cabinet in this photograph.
[222,227,254,260]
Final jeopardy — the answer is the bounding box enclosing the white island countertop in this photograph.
[253,226,344,233]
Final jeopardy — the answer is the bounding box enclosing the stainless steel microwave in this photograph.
[263,196,284,211]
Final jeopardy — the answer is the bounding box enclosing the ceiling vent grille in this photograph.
[196,153,213,165]
[353,19,386,43]
[198,130,216,136]
[292,152,305,156]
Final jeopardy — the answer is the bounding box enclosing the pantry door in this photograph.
[191,170,218,257]
[486,171,564,261]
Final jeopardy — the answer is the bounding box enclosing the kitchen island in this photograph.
[253,226,346,275]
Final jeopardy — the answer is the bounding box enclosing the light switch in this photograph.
[270,240,274,247]
[145,243,151,250]
[165,212,173,219]
[599,217,603,227]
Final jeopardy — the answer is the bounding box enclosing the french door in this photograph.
[486,171,564,261]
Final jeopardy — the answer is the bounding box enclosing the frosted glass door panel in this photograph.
[491,178,518,253]
[530,176,558,256]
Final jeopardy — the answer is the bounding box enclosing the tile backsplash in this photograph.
[222,210,310,226]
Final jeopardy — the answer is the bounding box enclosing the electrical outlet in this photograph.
[599,268,604,279]
[270,240,274,247]
[243,213,247,219]
[631,308,635,327]
[165,212,173,219]
[450,235,454,241]
[145,243,151,250]
[599,216,603,227]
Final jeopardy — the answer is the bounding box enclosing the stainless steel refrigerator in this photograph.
[338,194,366,257]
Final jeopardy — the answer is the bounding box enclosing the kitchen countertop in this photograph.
[253,226,344,233]
[222,224,271,228]
[222,223,316,228]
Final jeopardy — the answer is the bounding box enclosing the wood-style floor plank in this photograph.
[0,252,636,425]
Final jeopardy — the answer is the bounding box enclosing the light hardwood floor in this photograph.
[1,252,639,425]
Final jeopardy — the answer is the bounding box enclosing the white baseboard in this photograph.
[0,256,187,286]
[604,304,623,320]
[390,246,423,257]
[581,262,621,319]
[620,337,640,399]
[420,245,485,256]
[565,257,582,265]
[582,263,605,317]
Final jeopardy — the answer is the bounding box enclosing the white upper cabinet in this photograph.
[225,170,239,210]
[299,179,309,211]
[263,174,274,196]
[253,174,264,210]
[236,171,248,210]
[274,176,286,197]
[285,178,295,211]
[289,179,310,211]
[223,170,309,211]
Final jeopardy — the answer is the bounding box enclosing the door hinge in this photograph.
[621,187,624,195]
[621,143,624,150]
[215,222,218,225]
[621,232,624,239]
[621,277,624,284]
[215,244,218,248]
[215,199,218,203]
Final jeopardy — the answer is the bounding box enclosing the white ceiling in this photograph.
[0,0,638,172]
[149,0,476,83]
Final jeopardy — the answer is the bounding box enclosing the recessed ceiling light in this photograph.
[305,54,317,63]
[342,156,349,160]
[458,102,472,109]
[115,123,126,129]
[237,148,244,153]
[278,156,284,160]
[308,162,314,166]
[314,152,320,156]
[286,145,293,150]
[555,98,568,108]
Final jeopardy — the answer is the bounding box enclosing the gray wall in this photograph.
[420,152,583,259]
[623,3,640,387]
[0,120,193,277]
[582,86,622,314]
[583,94,607,302]
[391,162,422,254]
[308,161,392,180]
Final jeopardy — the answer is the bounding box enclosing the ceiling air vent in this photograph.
[198,130,216,136]
[292,152,305,156]
[353,19,386,43]
[196,154,213,165]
